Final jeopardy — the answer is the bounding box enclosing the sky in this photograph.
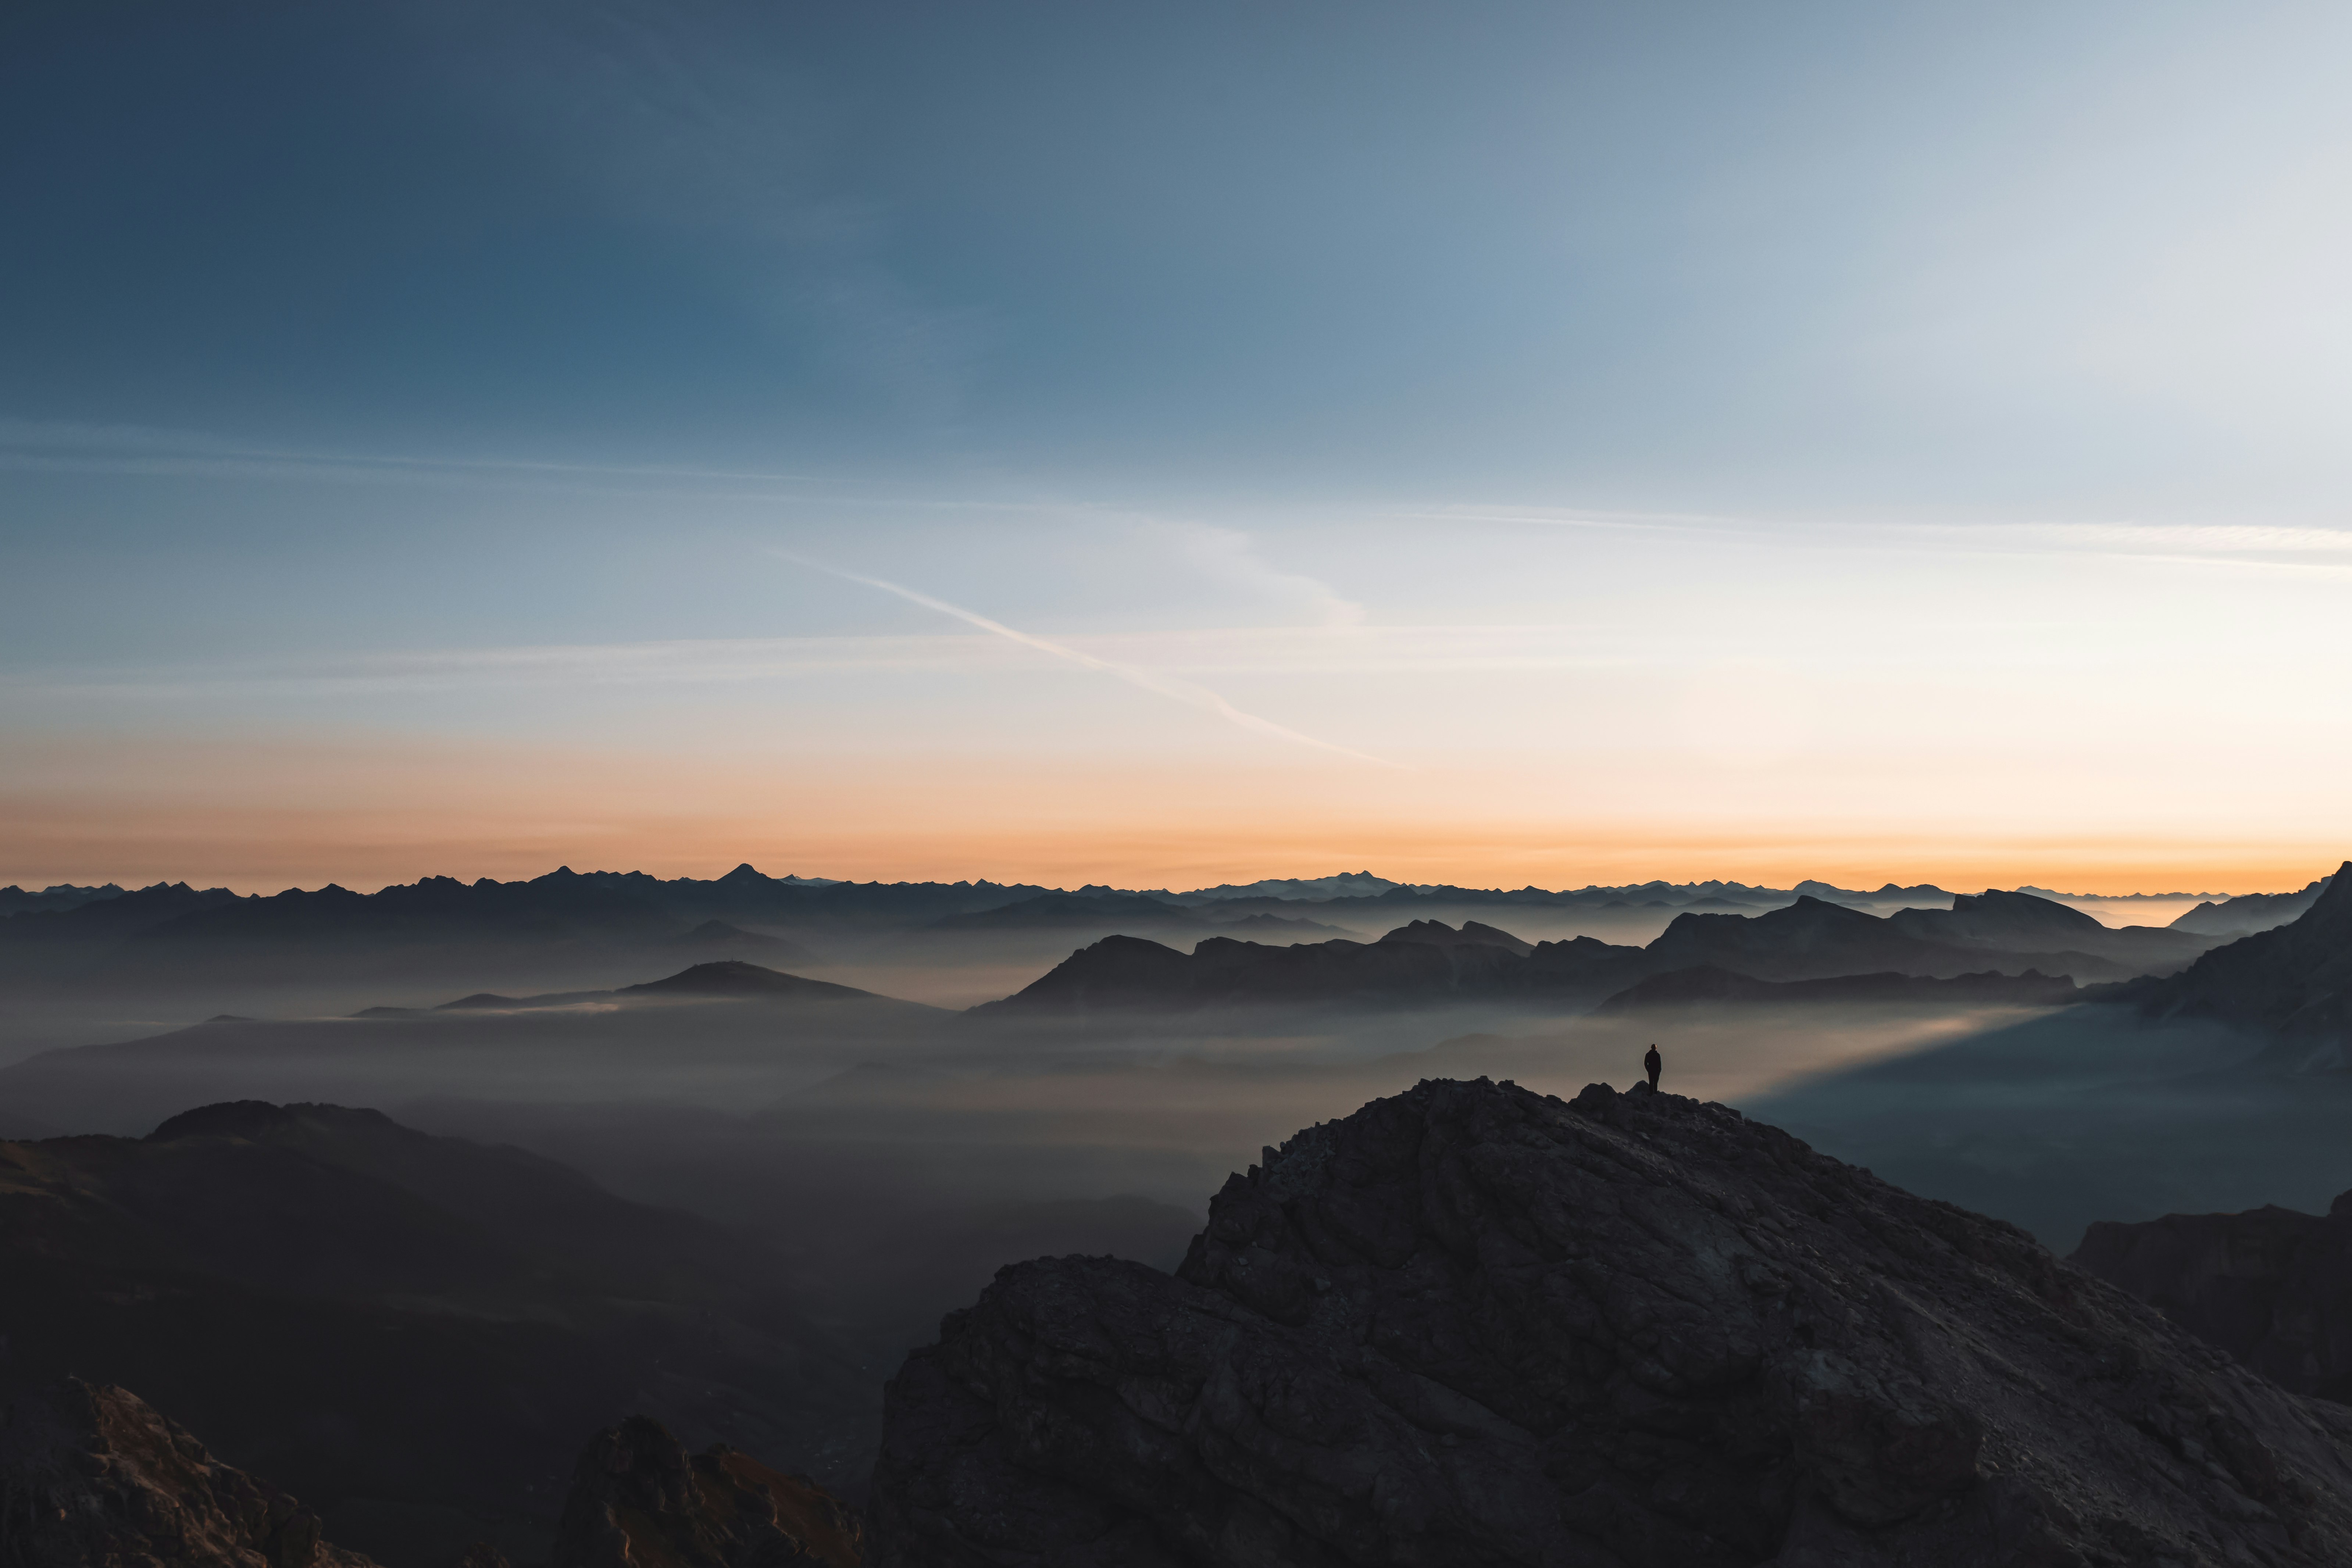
[4,0,2350,894]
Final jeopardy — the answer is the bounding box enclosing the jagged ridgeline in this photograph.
[872,1079,2352,1566]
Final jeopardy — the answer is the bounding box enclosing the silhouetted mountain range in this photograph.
[872,1077,2352,1565]
[2171,874,2338,936]
[665,918,810,961]
[926,892,1197,931]
[0,1101,874,1565]
[985,889,2206,1014]
[620,959,884,1001]
[0,962,948,1134]
[1157,870,1400,902]
[0,881,126,916]
[0,866,1063,986]
[0,864,1971,974]
[1655,889,2205,979]
[2110,861,2352,1065]
[0,880,243,943]
[976,918,1637,1013]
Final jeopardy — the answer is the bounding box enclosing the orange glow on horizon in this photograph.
[4,743,2333,903]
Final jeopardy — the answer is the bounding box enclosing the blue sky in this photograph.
[5,1,2351,890]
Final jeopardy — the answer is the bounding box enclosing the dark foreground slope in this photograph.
[0,1103,872,1565]
[0,1379,378,1568]
[0,1379,870,1568]
[2074,1191,2352,1404]
[873,1078,2352,1567]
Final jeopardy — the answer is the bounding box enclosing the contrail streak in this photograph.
[777,553,1407,770]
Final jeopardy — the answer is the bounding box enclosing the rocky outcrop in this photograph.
[872,1077,2352,1566]
[551,1416,861,1568]
[0,1379,375,1568]
[985,897,2205,1015]
[2074,1192,2352,1403]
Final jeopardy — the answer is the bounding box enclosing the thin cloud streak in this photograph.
[775,553,1410,770]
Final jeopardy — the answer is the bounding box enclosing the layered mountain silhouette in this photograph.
[666,918,810,962]
[873,1078,2352,1565]
[924,891,1352,937]
[8,863,2200,1005]
[2110,860,2352,1065]
[976,918,1630,1012]
[0,881,126,916]
[0,865,1060,986]
[0,880,243,944]
[620,959,884,1001]
[1159,870,1399,902]
[0,962,945,1135]
[984,889,2202,1013]
[926,892,1199,932]
[1652,890,2203,979]
[0,1101,873,1564]
[2172,874,2337,936]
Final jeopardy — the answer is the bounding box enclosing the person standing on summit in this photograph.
[1643,1043,1662,1092]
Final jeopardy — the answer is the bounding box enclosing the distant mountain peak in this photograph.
[618,960,884,1003]
[147,1099,402,1144]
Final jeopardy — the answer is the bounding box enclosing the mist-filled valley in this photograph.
[22,5,2352,1558]
[5,860,2349,1562]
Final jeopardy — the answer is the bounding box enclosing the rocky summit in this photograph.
[871,1078,2352,1566]
[0,1379,376,1568]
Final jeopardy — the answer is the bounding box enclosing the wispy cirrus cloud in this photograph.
[775,554,1409,769]
[0,417,815,489]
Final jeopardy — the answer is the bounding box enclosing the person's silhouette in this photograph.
[1643,1043,1662,1092]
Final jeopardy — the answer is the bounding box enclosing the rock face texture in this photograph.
[2074,1192,2352,1403]
[871,1078,2352,1567]
[0,1379,375,1568]
[552,1416,862,1568]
